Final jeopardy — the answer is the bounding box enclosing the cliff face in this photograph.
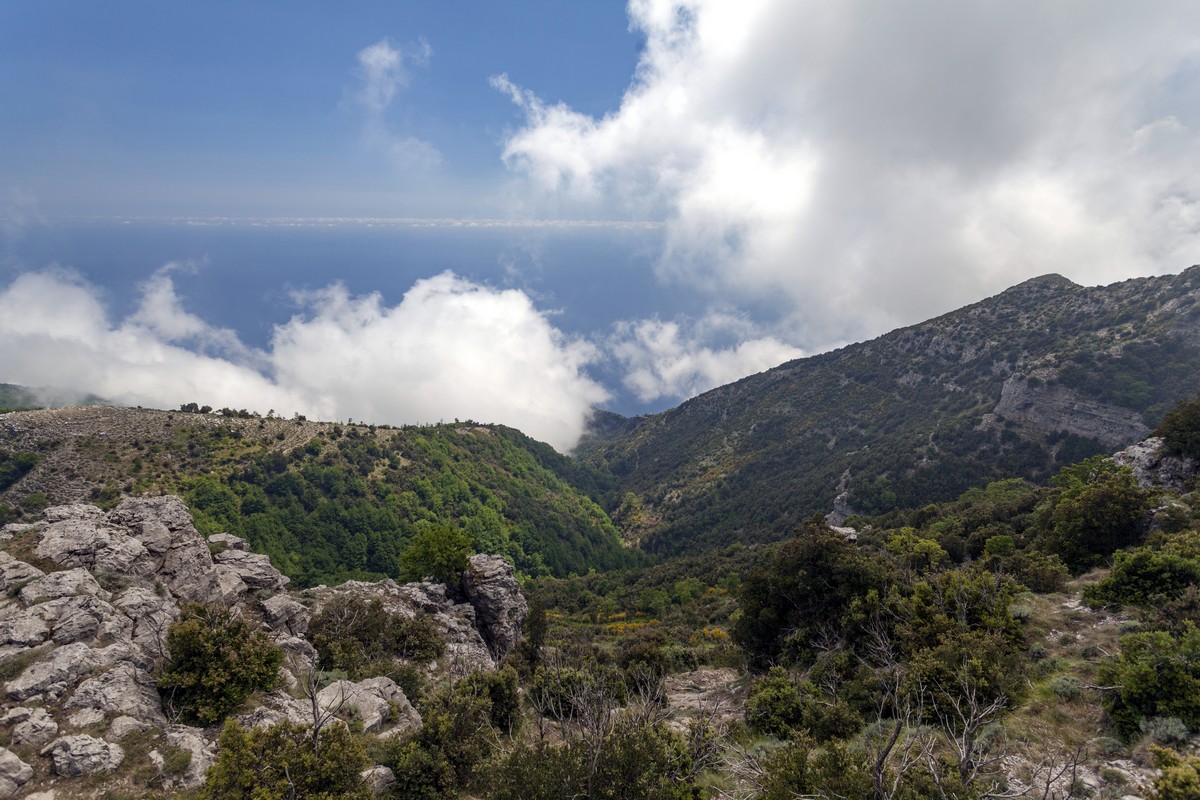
[580,266,1200,553]
[0,497,525,797]
[993,376,1150,449]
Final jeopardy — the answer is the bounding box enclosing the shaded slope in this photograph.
[580,267,1200,554]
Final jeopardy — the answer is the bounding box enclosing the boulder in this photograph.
[0,553,44,595]
[261,594,310,636]
[317,677,420,733]
[18,568,110,606]
[207,532,249,551]
[64,663,167,725]
[213,548,288,593]
[162,724,216,789]
[461,554,528,660]
[114,586,179,656]
[2,707,58,746]
[0,613,49,649]
[6,641,98,701]
[44,734,124,777]
[107,715,151,740]
[0,747,33,798]
[362,765,396,797]
[104,497,227,604]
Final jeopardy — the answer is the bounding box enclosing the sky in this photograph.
[2,1,1200,451]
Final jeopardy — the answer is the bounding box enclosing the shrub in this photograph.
[1150,746,1200,800]
[1083,548,1200,609]
[1140,716,1190,746]
[1047,675,1082,701]
[201,720,370,799]
[1153,394,1200,459]
[1103,623,1200,738]
[157,603,283,724]
[308,595,444,677]
[399,524,473,583]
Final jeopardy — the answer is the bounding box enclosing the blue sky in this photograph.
[2,1,1200,450]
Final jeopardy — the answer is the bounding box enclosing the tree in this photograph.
[1153,394,1200,459]
[157,603,282,724]
[1036,459,1154,571]
[399,524,473,583]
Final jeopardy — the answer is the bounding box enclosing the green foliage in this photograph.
[734,522,888,667]
[399,524,472,583]
[308,595,444,677]
[485,717,694,800]
[0,451,38,492]
[202,720,370,799]
[381,679,500,799]
[746,667,861,742]
[1084,546,1200,608]
[1150,746,1200,800]
[1153,394,1200,459]
[755,738,875,800]
[1103,623,1200,738]
[157,603,283,724]
[1036,458,1155,571]
[181,423,636,587]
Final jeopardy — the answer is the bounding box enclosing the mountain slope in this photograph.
[0,407,634,583]
[579,267,1200,554]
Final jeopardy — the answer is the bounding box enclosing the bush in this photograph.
[1047,675,1082,701]
[308,595,444,677]
[1153,395,1200,459]
[399,524,473,583]
[1103,623,1200,738]
[1083,548,1200,608]
[201,720,370,799]
[1150,746,1200,800]
[157,603,282,724]
[1141,716,1190,746]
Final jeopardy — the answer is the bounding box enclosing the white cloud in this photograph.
[497,0,1200,354]
[609,313,804,402]
[0,269,607,452]
[354,38,441,169]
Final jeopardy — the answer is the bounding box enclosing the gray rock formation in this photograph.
[317,676,421,734]
[214,547,289,592]
[63,663,167,726]
[994,375,1150,449]
[0,746,33,798]
[1,707,57,747]
[1111,436,1200,492]
[261,594,310,637]
[44,735,124,777]
[461,554,528,660]
[362,765,396,797]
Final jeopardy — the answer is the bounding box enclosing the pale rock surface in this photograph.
[461,554,528,660]
[362,765,396,797]
[261,593,310,636]
[107,715,151,739]
[1111,436,1200,492]
[0,553,44,594]
[2,706,58,746]
[0,746,33,798]
[214,547,289,592]
[45,734,124,776]
[6,641,98,701]
[64,663,167,725]
[17,568,110,606]
[207,532,249,551]
[317,676,420,733]
[162,724,216,789]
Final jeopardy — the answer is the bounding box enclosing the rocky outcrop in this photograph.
[0,497,523,796]
[994,376,1150,449]
[461,554,528,660]
[317,677,421,734]
[1111,436,1200,492]
[44,735,123,777]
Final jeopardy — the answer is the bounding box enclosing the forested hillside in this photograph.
[580,267,1200,554]
[0,407,635,585]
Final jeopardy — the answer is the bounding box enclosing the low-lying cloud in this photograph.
[0,269,607,452]
[497,0,1200,353]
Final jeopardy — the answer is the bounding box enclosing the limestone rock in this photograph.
[1111,436,1200,492]
[317,677,420,733]
[64,663,167,725]
[162,724,215,789]
[6,641,98,701]
[236,691,314,729]
[113,586,179,656]
[105,496,227,603]
[107,715,151,740]
[461,554,527,660]
[362,765,396,797]
[45,734,124,777]
[0,613,49,649]
[207,532,249,551]
[0,553,44,595]
[213,548,288,593]
[994,375,1149,449]
[18,568,110,606]
[262,594,310,636]
[2,707,58,746]
[0,747,33,797]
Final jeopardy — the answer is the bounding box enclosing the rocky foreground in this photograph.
[0,496,527,798]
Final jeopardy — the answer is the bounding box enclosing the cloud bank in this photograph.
[497,0,1200,355]
[0,269,607,452]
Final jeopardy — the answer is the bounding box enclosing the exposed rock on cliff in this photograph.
[1111,435,1200,492]
[993,376,1150,449]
